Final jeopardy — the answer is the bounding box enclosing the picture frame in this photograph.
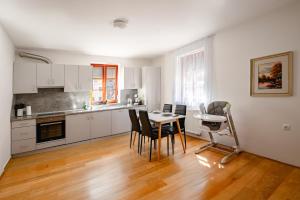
[250,51,293,97]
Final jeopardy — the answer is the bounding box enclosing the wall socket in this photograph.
[282,124,291,131]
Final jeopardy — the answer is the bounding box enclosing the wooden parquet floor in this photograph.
[0,134,299,200]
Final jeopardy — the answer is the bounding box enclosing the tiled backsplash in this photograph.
[14,88,89,113]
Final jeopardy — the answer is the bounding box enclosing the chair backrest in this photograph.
[163,104,172,113]
[206,101,228,116]
[174,104,186,129]
[128,109,141,132]
[174,104,186,115]
[139,110,152,137]
[202,101,229,131]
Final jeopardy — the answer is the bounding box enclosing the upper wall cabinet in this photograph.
[13,62,37,94]
[124,67,141,89]
[78,65,93,91]
[64,65,92,92]
[37,64,64,87]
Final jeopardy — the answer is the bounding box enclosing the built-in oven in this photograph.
[36,115,65,143]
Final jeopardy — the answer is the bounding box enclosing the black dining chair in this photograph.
[139,110,173,161]
[166,105,187,153]
[128,109,142,152]
[163,104,172,113]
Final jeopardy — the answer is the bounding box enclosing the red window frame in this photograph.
[91,64,118,104]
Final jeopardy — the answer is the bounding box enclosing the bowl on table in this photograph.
[162,112,173,117]
[152,111,161,114]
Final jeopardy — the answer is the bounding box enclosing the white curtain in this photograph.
[174,37,213,109]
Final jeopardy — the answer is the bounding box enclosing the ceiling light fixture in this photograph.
[113,18,128,29]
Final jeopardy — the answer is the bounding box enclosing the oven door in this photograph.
[37,121,65,143]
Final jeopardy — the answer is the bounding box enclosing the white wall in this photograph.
[0,24,14,175]
[156,1,300,166]
[15,49,152,94]
[213,1,300,166]
[154,39,212,135]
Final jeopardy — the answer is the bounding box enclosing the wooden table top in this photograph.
[148,112,185,124]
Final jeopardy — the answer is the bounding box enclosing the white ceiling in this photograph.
[0,0,296,58]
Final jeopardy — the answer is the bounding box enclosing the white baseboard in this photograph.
[0,156,11,177]
[186,130,209,141]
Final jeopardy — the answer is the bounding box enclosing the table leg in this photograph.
[157,122,162,160]
[176,119,186,153]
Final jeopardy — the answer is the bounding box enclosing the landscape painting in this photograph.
[258,62,282,89]
[250,51,293,97]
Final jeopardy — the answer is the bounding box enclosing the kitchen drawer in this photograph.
[12,119,36,128]
[12,126,36,141]
[12,138,36,154]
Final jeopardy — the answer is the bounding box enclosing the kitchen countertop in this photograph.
[11,104,147,122]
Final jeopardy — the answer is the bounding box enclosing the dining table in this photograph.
[148,112,186,160]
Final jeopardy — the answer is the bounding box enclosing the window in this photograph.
[91,64,118,104]
[174,37,213,109]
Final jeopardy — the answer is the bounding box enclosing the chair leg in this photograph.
[140,134,143,155]
[149,139,153,161]
[130,130,133,148]
[172,134,175,154]
[137,133,140,153]
[167,135,169,156]
[195,131,216,154]
[172,136,174,155]
[184,131,187,149]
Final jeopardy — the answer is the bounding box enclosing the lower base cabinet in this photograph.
[11,107,144,154]
[90,111,112,139]
[11,119,36,154]
[66,113,90,144]
[111,109,131,135]
[12,138,36,154]
[62,108,133,144]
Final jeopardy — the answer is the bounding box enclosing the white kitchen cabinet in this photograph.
[13,62,37,94]
[90,111,112,139]
[66,114,90,144]
[111,109,131,134]
[65,65,92,92]
[37,64,65,87]
[51,64,65,87]
[64,65,78,92]
[11,119,36,154]
[12,126,36,141]
[37,63,51,87]
[124,67,141,89]
[78,65,92,92]
[12,139,36,154]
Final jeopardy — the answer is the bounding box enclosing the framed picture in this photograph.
[250,51,293,97]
